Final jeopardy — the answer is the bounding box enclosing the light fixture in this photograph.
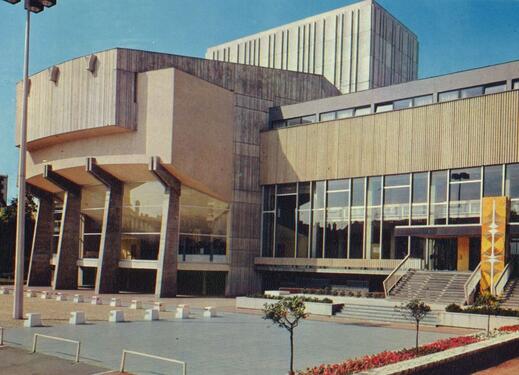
[3,0,21,5]
[40,0,56,7]
[24,0,44,13]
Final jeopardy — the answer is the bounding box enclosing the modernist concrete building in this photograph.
[206,0,418,94]
[21,48,339,297]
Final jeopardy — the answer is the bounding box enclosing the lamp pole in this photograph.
[3,0,58,320]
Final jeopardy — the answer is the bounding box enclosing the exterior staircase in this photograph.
[500,278,519,309]
[388,270,471,305]
[336,302,440,325]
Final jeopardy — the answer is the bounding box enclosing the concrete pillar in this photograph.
[43,165,81,290]
[155,186,180,297]
[54,190,81,290]
[86,158,123,294]
[27,188,53,287]
[150,157,180,298]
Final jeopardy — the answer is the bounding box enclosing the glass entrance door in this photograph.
[430,238,458,270]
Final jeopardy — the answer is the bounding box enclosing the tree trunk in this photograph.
[487,314,490,335]
[289,329,294,375]
[415,320,419,354]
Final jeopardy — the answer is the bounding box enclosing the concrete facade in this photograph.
[206,0,418,93]
[21,48,339,296]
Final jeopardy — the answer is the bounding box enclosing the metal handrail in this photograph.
[120,349,186,375]
[463,262,481,305]
[32,334,81,363]
[0,327,4,346]
[383,254,412,297]
[495,262,513,297]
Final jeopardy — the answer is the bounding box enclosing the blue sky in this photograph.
[1,0,519,199]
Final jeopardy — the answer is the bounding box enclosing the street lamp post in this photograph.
[3,0,57,320]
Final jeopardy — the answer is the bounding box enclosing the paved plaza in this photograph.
[4,308,455,375]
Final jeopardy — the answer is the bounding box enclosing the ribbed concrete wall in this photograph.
[206,1,418,93]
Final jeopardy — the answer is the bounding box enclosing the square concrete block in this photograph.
[154,302,166,312]
[40,291,52,300]
[56,293,67,301]
[144,308,159,321]
[69,311,86,325]
[130,300,142,309]
[73,294,84,303]
[110,298,121,307]
[0,287,9,295]
[24,313,42,327]
[25,290,36,298]
[203,306,217,318]
[91,296,102,305]
[109,310,124,323]
[265,290,290,297]
[175,306,189,319]
[178,304,190,315]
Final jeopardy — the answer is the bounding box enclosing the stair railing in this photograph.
[495,262,513,298]
[383,254,417,297]
[464,262,481,305]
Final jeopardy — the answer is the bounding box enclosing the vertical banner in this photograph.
[480,196,508,294]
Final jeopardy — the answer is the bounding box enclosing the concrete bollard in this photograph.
[175,305,189,319]
[130,300,142,309]
[25,290,36,298]
[69,311,86,325]
[24,313,43,327]
[203,306,217,318]
[73,294,84,304]
[56,293,67,302]
[144,308,159,321]
[154,302,166,312]
[91,296,102,305]
[109,310,124,323]
[40,291,52,300]
[0,287,9,295]
[178,304,190,315]
[110,298,121,307]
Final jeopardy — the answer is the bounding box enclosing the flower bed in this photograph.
[299,336,481,375]
[446,303,519,317]
[498,324,519,332]
[247,293,333,304]
[280,287,384,299]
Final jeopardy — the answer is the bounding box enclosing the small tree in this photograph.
[263,296,308,375]
[476,292,499,335]
[396,299,431,353]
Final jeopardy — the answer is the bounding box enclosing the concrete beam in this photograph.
[86,158,123,294]
[43,166,81,290]
[150,157,180,298]
[27,185,54,287]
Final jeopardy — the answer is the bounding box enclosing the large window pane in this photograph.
[413,95,433,107]
[327,191,349,208]
[506,164,519,198]
[367,176,382,206]
[349,220,364,259]
[460,86,483,98]
[354,106,371,116]
[375,103,393,113]
[366,207,381,259]
[430,171,447,224]
[385,174,410,187]
[352,178,365,206]
[312,181,325,209]
[484,165,503,197]
[325,216,347,258]
[179,234,226,256]
[298,182,311,210]
[263,185,275,211]
[394,98,413,110]
[262,213,274,257]
[301,115,316,124]
[275,195,296,257]
[450,167,481,181]
[121,234,160,260]
[319,111,336,122]
[328,179,349,191]
[484,83,506,95]
[297,210,310,258]
[439,90,459,102]
[337,108,354,119]
[311,210,324,258]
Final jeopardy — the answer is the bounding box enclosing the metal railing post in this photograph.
[32,334,37,353]
[120,350,127,372]
[0,327,4,346]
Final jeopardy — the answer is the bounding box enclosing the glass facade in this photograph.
[261,163,519,259]
[81,185,106,258]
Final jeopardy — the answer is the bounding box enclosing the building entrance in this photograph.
[428,237,480,271]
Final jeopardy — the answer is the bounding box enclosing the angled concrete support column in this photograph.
[86,158,123,294]
[150,157,180,298]
[27,184,54,287]
[43,165,81,290]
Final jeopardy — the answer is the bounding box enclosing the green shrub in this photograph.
[445,303,463,313]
